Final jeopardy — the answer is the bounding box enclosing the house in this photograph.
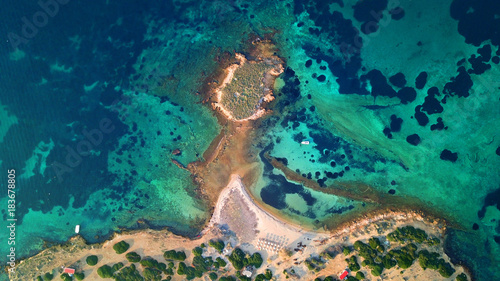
[63,268,75,276]
[339,270,349,280]
[242,266,254,278]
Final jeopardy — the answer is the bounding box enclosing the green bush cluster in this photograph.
[345,256,361,272]
[353,241,380,261]
[74,272,85,280]
[163,250,186,261]
[389,243,418,269]
[228,248,263,270]
[113,241,130,254]
[143,267,162,281]
[387,226,428,244]
[219,276,236,281]
[209,272,218,281]
[192,247,203,256]
[177,262,201,280]
[37,277,44,281]
[456,273,468,281]
[214,257,227,268]
[343,246,352,256]
[355,271,365,280]
[209,240,225,253]
[60,273,72,281]
[254,269,273,281]
[43,272,54,280]
[140,257,170,275]
[112,262,124,272]
[97,265,114,278]
[418,250,455,277]
[305,257,325,272]
[86,255,98,266]
[126,252,142,263]
[113,264,144,281]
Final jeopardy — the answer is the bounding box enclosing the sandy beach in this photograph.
[9,175,469,281]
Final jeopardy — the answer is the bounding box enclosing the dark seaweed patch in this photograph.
[415,71,428,89]
[440,149,458,162]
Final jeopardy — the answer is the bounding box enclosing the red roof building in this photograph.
[63,268,75,275]
[339,270,349,280]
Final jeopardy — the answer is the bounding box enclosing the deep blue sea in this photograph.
[0,0,499,280]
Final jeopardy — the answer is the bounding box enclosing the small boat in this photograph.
[301,141,310,145]
[75,225,80,234]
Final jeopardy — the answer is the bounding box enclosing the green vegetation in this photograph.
[324,277,336,281]
[113,264,144,281]
[43,272,54,281]
[456,273,468,281]
[215,257,227,268]
[163,249,186,261]
[112,262,124,272]
[86,255,98,266]
[209,272,218,281]
[355,272,365,280]
[113,241,130,254]
[97,265,114,278]
[60,273,72,281]
[209,240,225,253]
[219,277,236,281]
[387,226,428,244]
[228,248,263,270]
[37,277,43,281]
[192,246,203,256]
[140,257,168,275]
[143,267,162,281]
[345,256,360,272]
[418,250,455,277]
[74,272,85,280]
[126,251,142,263]
[220,56,280,120]
[343,246,352,256]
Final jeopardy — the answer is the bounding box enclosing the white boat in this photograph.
[301,141,310,145]
[75,225,80,234]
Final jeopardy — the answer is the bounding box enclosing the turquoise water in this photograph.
[0,0,499,280]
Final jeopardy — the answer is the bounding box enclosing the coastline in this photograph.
[8,174,471,281]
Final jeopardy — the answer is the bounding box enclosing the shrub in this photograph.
[177,262,186,275]
[86,255,98,266]
[112,262,124,272]
[438,262,455,278]
[192,247,203,256]
[216,257,227,267]
[355,271,365,280]
[143,267,162,281]
[126,251,141,263]
[74,272,84,280]
[209,272,218,280]
[164,250,186,261]
[324,277,335,281]
[97,265,114,278]
[113,241,130,254]
[37,277,43,281]
[219,277,236,281]
[456,273,468,281]
[343,246,352,256]
[249,253,263,268]
[346,256,360,272]
[255,274,266,281]
[264,269,273,279]
[209,240,225,253]
[43,272,54,281]
[113,264,143,281]
[60,273,72,281]
[368,238,381,249]
[228,248,246,270]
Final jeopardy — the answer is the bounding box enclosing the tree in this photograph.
[343,246,351,256]
[355,272,365,280]
[192,247,203,256]
[113,241,130,254]
[456,273,468,281]
[36,277,43,281]
[438,262,455,278]
[209,272,218,280]
[60,273,72,281]
[43,272,54,281]
[209,240,225,253]
[164,250,186,261]
[97,265,114,278]
[126,251,142,263]
[249,253,263,268]
[86,255,98,266]
[264,269,273,279]
[74,272,85,280]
